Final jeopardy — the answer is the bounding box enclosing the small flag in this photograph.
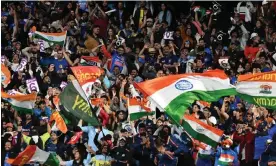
[1,64,11,87]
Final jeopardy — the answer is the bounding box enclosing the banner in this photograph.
[16,58,28,71]
[71,66,103,85]
[26,78,40,93]
[163,31,174,40]
[236,71,276,109]
[218,58,230,69]
[60,81,68,90]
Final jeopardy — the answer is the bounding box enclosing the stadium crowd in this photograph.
[1,1,276,166]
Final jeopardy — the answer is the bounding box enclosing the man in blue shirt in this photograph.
[40,49,69,73]
[110,46,125,72]
[33,101,52,119]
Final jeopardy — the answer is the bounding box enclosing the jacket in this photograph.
[233,131,255,162]
[214,147,239,166]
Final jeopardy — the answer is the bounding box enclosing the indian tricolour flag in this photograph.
[80,56,101,67]
[217,154,235,165]
[128,98,155,121]
[1,91,36,113]
[7,145,59,166]
[236,71,276,109]
[33,30,67,46]
[182,115,223,147]
[134,69,237,124]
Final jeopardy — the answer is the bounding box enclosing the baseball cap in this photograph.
[250,33,258,39]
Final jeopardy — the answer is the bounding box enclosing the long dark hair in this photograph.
[161,3,168,23]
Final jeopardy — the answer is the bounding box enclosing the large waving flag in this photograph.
[1,64,11,87]
[33,30,67,46]
[134,70,236,124]
[236,71,276,109]
[71,66,103,97]
[59,79,99,126]
[128,98,154,121]
[182,115,224,147]
[7,145,59,166]
[2,91,36,113]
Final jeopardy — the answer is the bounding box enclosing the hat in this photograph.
[146,18,153,22]
[95,79,101,85]
[5,123,13,128]
[119,137,126,142]
[209,116,217,125]
[250,33,258,39]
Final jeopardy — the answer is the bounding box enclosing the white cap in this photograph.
[209,116,217,125]
[262,0,268,5]
[95,79,101,85]
[250,33,258,39]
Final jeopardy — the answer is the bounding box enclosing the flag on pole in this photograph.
[1,91,36,113]
[182,115,224,147]
[6,145,59,166]
[134,70,236,124]
[59,79,99,126]
[236,71,276,109]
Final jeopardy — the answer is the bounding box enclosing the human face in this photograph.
[5,142,11,151]
[117,48,124,55]
[139,127,146,135]
[93,27,100,35]
[157,120,163,127]
[131,70,137,77]
[118,112,124,120]
[51,132,58,141]
[199,40,205,47]
[119,140,126,147]
[57,51,63,59]
[193,105,200,113]
[74,151,80,160]
[113,67,120,75]
[157,70,164,78]
[161,4,166,11]
[256,20,261,28]
[102,145,108,154]
[108,29,114,37]
[118,2,123,10]
[196,59,202,67]
[163,46,170,55]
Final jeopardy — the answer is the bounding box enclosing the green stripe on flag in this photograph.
[43,153,59,166]
[237,93,276,109]
[130,111,155,121]
[181,119,218,147]
[165,88,237,124]
[33,34,64,45]
[11,105,33,114]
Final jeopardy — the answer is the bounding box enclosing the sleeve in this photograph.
[40,132,51,143]
[91,156,96,164]
[23,134,31,145]
[81,126,93,133]
[84,153,92,165]
[172,139,185,155]
[233,153,239,166]
[64,160,74,166]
